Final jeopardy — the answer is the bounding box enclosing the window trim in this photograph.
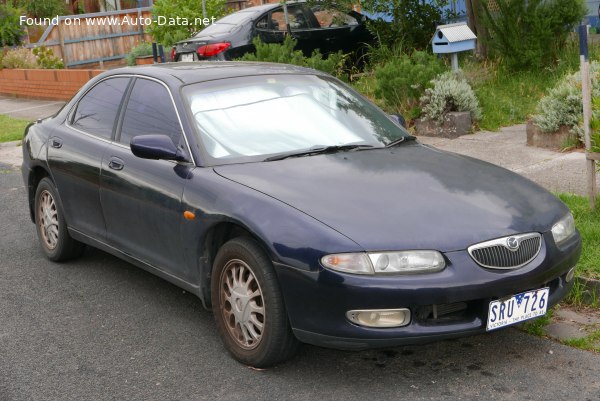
[66,74,196,165]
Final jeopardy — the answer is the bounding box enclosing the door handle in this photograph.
[50,137,62,149]
[108,157,124,171]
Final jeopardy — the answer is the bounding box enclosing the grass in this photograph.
[0,115,30,143]
[562,329,600,353]
[521,308,554,336]
[558,194,600,280]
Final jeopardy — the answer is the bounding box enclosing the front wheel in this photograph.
[211,237,298,367]
[34,177,84,262]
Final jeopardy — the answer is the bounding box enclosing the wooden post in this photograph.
[580,24,597,209]
[56,20,69,67]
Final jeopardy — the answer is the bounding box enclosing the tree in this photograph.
[465,0,488,58]
[147,0,228,46]
[361,0,447,49]
[480,0,586,69]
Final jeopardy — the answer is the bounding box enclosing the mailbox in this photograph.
[431,22,477,70]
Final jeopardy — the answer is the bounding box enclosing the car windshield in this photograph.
[182,74,410,164]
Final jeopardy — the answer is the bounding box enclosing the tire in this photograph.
[211,237,299,368]
[34,177,84,262]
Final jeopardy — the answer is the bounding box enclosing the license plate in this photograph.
[181,53,194,62]
[487,287,549,331]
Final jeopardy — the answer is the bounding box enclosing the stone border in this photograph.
[0,69,103,101]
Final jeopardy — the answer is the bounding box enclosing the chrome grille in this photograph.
[467,233,542,270]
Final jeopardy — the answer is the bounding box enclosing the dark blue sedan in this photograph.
[22,62,581,367]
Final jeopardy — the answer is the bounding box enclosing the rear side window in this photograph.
[71,77,130,139]
[119,78,183,146]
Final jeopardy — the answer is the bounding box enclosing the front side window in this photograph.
[119,78,183,146]
[71,77,130,139]
[183,74,409,165]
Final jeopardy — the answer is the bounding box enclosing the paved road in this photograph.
[1,170,600,401]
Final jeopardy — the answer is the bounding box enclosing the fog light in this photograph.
[346,309,411,328]
[566,266,576,283]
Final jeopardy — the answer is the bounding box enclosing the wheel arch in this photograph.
[27,165,51,222]
[199,221,274,308]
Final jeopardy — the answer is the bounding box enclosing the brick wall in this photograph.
[0,69,104,101]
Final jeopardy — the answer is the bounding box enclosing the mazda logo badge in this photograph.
[506,237,519,250]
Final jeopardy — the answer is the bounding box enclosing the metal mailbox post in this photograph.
[431,23,477,71]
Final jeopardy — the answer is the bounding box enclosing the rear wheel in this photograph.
[34,178,84,261]
[211,237,298,367]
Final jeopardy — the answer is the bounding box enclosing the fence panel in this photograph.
[29,8,153,68]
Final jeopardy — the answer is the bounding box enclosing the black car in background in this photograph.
[172,2,374,61]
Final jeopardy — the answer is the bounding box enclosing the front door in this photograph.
[100,77,195,281]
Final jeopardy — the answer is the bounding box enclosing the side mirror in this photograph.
[389,114,406,128]
[130,134,187,162]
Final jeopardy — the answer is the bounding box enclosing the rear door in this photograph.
[99,77,195,280]
[48,76,131,240]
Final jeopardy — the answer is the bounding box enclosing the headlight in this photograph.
[551,212,576,245]
[321,250,445,275]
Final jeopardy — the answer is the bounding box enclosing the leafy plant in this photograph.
[373,50,446,113]
[420,71,481,122]
[125,42,154,66]
[240,36,346,77]
[533,62,600,139]
[481,0,586,70]
[1,47,37,69]
[361,0,447,50]
[32,45,63,69]
[147,0,228,46]
[18,0,66,19]
[0,3,25,47]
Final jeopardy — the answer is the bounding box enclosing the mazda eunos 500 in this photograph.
[22,62,581,367]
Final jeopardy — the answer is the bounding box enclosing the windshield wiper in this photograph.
[385,135,417,148]
[264,144,374,162]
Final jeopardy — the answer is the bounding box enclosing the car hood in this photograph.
[214,144,568,252]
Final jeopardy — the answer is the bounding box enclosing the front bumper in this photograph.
[274,231,581,350]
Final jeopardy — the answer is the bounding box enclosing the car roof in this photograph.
[100,61,326,85]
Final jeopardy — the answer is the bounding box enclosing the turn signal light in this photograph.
[197,42,231,58]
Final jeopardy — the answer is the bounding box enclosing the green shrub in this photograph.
[362,0,447,50]
[1,47,37,69]
[533,62,600,137]
[148,0,228,46]
[18,0,66,18]
[373,50,446,112]
[0,3,25,47]
[482,0,586,70]
[126,42,154,66]
[32,45,63,69]
[420,71,481,122]
[240,36,346,77]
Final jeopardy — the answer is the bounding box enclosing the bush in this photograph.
[148,0,228,46]
[240,36,346,77]
[0,3,25,47]
[126,42,154,66]
[533,62,600,137]
[482,0,586,70]
[1,47,37,69]
[32,45,63,69]
[420,71,481,122]
[18,0,66,18]
[373,50,446,113]
[362,0,447,50]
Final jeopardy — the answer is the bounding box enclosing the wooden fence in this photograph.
[28,8,153,68]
